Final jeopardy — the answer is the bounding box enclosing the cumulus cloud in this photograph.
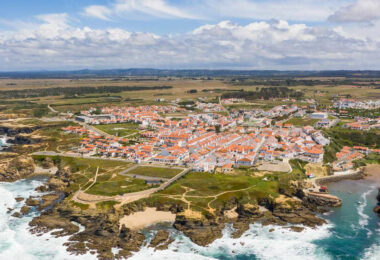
[329,0,380,23]
[0,16,379,70]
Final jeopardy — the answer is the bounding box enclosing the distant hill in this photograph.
[0,69,379,79]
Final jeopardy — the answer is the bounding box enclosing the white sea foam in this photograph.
[362,224,380,260]
[357,189,373,227]
[131,223,333,260]
[0,178,96,260]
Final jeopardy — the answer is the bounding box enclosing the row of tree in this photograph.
[221,87,304,100]
[1,85,173,99]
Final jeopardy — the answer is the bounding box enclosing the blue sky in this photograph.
[0,0,379,70]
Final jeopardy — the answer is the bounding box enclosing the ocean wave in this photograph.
[361,224,380,260]
[0,178,96,260]
[357,189,373,227]
[131,223,333,260]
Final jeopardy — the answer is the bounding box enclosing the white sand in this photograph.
[119,207,176,230]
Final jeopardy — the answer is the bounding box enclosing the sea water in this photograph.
[0,177,379,260]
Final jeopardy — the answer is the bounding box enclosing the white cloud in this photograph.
[82,0,353,22]
[83,0,202,20]
[329,0,380,23]
[84,5,112,21]
[0,16,379,70]
[201,0,344,22]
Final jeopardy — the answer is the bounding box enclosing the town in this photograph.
[60,98,379,174]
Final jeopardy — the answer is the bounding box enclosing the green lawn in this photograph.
[128,166,182,179]
[94,122,139,137]
[86,174,150,196]
[285,117,319,126]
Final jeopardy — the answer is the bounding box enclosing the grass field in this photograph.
[144,171,280,216]
[128,166,182,179]
[93,122,139,137]
[86,174,149,196]
[285,117,319,126]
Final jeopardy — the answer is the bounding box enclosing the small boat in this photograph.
[357,201,363,205]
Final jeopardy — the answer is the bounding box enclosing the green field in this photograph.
[94,122,139,137]
[128,166,182,179]
[86,174,149,196]
[285,117,319,126]
[144,171,280,216]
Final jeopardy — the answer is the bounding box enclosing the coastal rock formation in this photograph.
[271,195,326,227]
[8,133,43,145]
[20,206,31,215]
[29,199,147,259]
[0,155,35,182]
[41,157,55,169]
[149,230,174,250]
[303,192,342,208]
[0,125,40,136]
[174,212,225,246]
[48,166,71,191]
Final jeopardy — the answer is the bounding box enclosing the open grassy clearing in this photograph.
[285,117,319,127]
[33,156,135,194]
[86,173,150,196]
[142,171,283,216]
[93,122,139,137]
[128,166,182,179]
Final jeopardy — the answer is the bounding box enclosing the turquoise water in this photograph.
[315,180,380,260]
[0,176,379,259]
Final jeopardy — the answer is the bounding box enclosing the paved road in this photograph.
[252,137,266,164]
[73,167,191,205]
[47,104,58,113]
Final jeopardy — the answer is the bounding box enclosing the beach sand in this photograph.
[119,207,176,230]
[364,164,380,185]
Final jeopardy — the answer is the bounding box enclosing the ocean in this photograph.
[0,177,379,260]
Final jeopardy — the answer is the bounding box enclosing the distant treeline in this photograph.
[1,85,172,99]
[221,87,304,100]
[231,78,380,87]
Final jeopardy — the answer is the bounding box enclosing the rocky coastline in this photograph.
[12,162,333,260]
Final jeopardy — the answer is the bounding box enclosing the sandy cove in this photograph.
[120,207,176,230]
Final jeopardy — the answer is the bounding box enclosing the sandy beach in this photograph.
[364,165,380,185]
[119,207,176,230]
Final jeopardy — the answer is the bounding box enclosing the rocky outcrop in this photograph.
[271,195,326,227]
[174,213,224,246]
[48,166,71,191]
[149,230,174,250]
[38,193,61,211]
[0,125,40,136]
[8,134,42,145]
[21,206,31,215]
[0,156,35,182]
[29,200,146,260]
[25,197,40,206]
[41,157,55,169]
[303,192,342,208]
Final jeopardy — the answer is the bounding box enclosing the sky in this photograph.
[0,0,380,71]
